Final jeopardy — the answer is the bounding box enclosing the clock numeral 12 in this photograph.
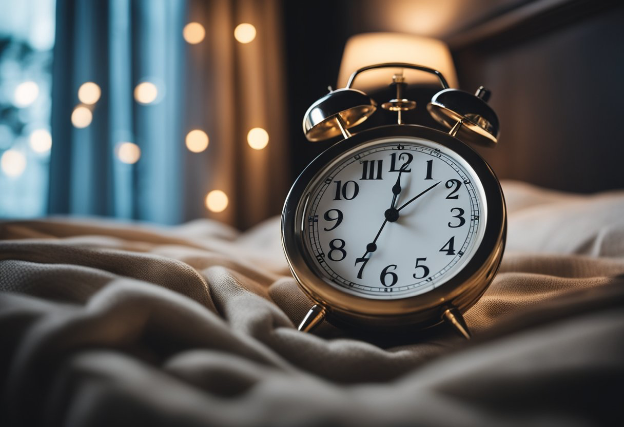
[389,152,413,172]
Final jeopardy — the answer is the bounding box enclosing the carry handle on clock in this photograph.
[303,62,500,147]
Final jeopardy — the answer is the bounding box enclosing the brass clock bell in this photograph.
[303,62,499,145]
[284,62,506,340]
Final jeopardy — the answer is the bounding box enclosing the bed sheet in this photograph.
[1,180,623,426]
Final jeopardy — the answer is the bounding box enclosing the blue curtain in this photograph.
[49,0,186,224]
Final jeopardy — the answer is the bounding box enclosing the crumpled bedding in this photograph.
[1,180,623,426]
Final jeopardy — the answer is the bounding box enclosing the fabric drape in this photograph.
[48,0,289,228]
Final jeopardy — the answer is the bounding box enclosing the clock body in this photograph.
[282,125,506,332]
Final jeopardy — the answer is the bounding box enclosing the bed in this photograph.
[1,180,623,426]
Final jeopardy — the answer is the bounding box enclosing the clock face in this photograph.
[303,137,487,300]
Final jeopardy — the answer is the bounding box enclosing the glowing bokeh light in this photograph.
[116,142,141,164]
[134,82,158,104]
[14,81,40,107]
[78,82,101,104]
[205,190,228,212]
[1,150,27,177]
[71,105,93,128]
[186,130,209,153]
[29,129,52,153]
[183,22,206,44]
[247,127,269,150]
[234,23,256,44]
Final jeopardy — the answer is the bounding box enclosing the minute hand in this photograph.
[397,181,441,212]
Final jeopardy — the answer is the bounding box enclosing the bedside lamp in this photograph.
[337,33,459,91]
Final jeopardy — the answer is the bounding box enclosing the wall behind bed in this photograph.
[284,0,624,194]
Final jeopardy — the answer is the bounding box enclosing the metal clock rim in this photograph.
[281,124,506,324]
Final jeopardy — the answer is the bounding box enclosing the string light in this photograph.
[116,142,141,164]
[78,82,101,104]
[234,23,256,43]
[247,127,269,150]
[71,105,93,128]
[186,130,209,153]
[205,190,228,212]
[29,129,52,153]
[1,150,27,177]
[14,81,39,107]
[183,22,205,44]
[134,82,158,104]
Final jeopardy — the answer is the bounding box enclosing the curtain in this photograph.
[49,0,288,229]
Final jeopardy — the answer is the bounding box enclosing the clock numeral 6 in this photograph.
[323,209,343,231]
[328,238,347,261]
[333,180,359,201]
[380,264,398,287]
[413,257,430,279]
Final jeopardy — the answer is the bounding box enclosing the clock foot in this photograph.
[298,305,326,332]
[442,307,471,340]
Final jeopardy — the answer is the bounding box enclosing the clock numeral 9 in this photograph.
[323,209,343,231]
[333,180,359,201]
[445,179,462,199]
[448,208,465,228]
[380,264,398,287]
[413,257,430,279]
[328,239,347,261]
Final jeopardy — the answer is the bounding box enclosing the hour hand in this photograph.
[390,163,409,208]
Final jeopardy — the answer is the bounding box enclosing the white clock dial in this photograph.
[304,137,487,300]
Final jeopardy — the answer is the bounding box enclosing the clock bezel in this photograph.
[281,124,506,328]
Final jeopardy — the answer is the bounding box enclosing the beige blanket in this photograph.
[1,181,623,426]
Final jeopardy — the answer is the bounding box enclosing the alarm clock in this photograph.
[281,63,506,339]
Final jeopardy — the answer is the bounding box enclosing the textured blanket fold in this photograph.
[1,181,623,426]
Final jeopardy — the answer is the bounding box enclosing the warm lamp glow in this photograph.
[337,33,459,90]
[30,129,52,153]
[71,105,93,128]
[247,127,269,150]
[134,82,158,104]
[14,81,39,107]
[205,190,228,212]
[116,142,141,164]
[234,23,256,44]
[183,22,205,44]
[1,150,27,177]
[186,129,209,153]
[78,82,101,104]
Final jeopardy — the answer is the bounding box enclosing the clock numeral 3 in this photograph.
[333,180,359,201]
[323,209,343,231]
[328,239,347,261]
[413,257,430,279]
[448,208,465,228]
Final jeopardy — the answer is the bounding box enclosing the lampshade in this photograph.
[337,33,459,90]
